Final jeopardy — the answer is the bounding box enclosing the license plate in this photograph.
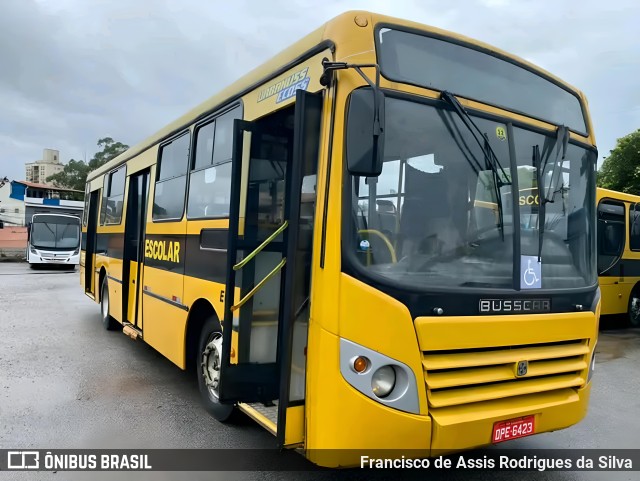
[492,415,535,443]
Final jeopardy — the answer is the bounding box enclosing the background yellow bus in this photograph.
[80,10,599,467]
[597,187,640,326]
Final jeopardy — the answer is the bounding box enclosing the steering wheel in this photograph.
[358,229,397,265]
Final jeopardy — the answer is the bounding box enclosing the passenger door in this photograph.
[597,199,626,315]
[218,90,322,447]
[84,190,100,295]
[122,170,150,327]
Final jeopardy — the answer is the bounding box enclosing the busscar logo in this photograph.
[479,299,551,314]
[8,451,39,469]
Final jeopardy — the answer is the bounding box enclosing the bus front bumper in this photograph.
[429,384,591,453]
[29,251,80,265]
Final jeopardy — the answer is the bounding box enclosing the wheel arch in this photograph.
[98,266,107,302]
[627,281,640,327]
[185,298,222,371]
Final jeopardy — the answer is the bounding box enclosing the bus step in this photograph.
[122,323,142,341]
[239,401,278,435]
[245,402,278,425]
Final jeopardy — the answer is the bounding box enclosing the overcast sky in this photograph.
[0,0,638,182]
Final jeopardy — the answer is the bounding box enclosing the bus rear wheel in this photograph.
[197,317,235,422]
[100,278,118,331]
[628,289,640,327]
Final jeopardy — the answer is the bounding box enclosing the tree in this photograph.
[45,159,90,191]
[597,129,640,194]
[88,137,129,170]
[47,137,129,190]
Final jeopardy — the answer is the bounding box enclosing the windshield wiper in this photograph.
[533,125,570,261]
[441,91,511,240]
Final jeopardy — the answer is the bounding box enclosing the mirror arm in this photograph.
[321,59,383,136]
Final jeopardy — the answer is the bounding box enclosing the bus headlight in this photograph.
[30,246,37,254]
[371,366,396,398]
[340,338,419,414]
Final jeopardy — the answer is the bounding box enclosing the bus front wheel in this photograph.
[197,317,235,422]
[628,288,640,327]
[100,278,118,331]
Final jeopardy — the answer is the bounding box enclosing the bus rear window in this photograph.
[377,27,587,133]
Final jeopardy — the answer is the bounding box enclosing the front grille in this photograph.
[423,339,589,408]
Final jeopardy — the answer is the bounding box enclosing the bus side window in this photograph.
[629,203,640,251]
[105,167,126,225]
[153,132,190,221]
[187,108,240,219]
[602,223,624,256]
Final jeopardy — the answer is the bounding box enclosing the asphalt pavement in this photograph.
[0,262,638,481]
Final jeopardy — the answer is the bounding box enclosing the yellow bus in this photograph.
[80,10,600,467]
[597,187,640,326]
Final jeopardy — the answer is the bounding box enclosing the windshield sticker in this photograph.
[258,67,310,104]
[521,255,541,289]
[496,126,507,141]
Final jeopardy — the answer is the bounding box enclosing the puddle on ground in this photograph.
[595,329,640,363]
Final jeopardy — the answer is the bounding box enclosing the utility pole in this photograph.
[0,176,8,228]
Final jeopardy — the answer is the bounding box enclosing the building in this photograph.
[25,148,64,184]
[0,179,25,227]
[0,180,83,227]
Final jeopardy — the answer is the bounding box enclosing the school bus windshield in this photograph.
[376,27,587,133]
[347,95,596,290]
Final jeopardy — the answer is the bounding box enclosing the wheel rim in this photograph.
[202,333,223,400]
[631,295,640,325]
[101,285,109,321]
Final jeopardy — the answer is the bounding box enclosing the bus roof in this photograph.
[597,187,640,203]
[88,10,587,182]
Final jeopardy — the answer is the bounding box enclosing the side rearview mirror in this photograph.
[346,89,385,177]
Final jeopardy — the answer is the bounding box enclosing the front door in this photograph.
[218,90,323,446]
[122,170,150,327]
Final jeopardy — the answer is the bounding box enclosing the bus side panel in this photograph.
[79,245,87,289]
[107,271,123,323]
[183,277,226,323]
[182,221,228,323]
[142,266,188,368]
[599,277,629,316]
[96,229,125,322]
[103,254,124,324]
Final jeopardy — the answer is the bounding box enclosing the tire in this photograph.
[100,278,118,330]
[29,263,38,270]
[197,316,235,422]
[628,288,640,327]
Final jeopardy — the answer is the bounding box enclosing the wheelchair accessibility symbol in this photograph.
[521,256,541,289]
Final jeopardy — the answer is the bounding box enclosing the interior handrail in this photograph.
[230,258,287,312]
[233,220,288,271]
